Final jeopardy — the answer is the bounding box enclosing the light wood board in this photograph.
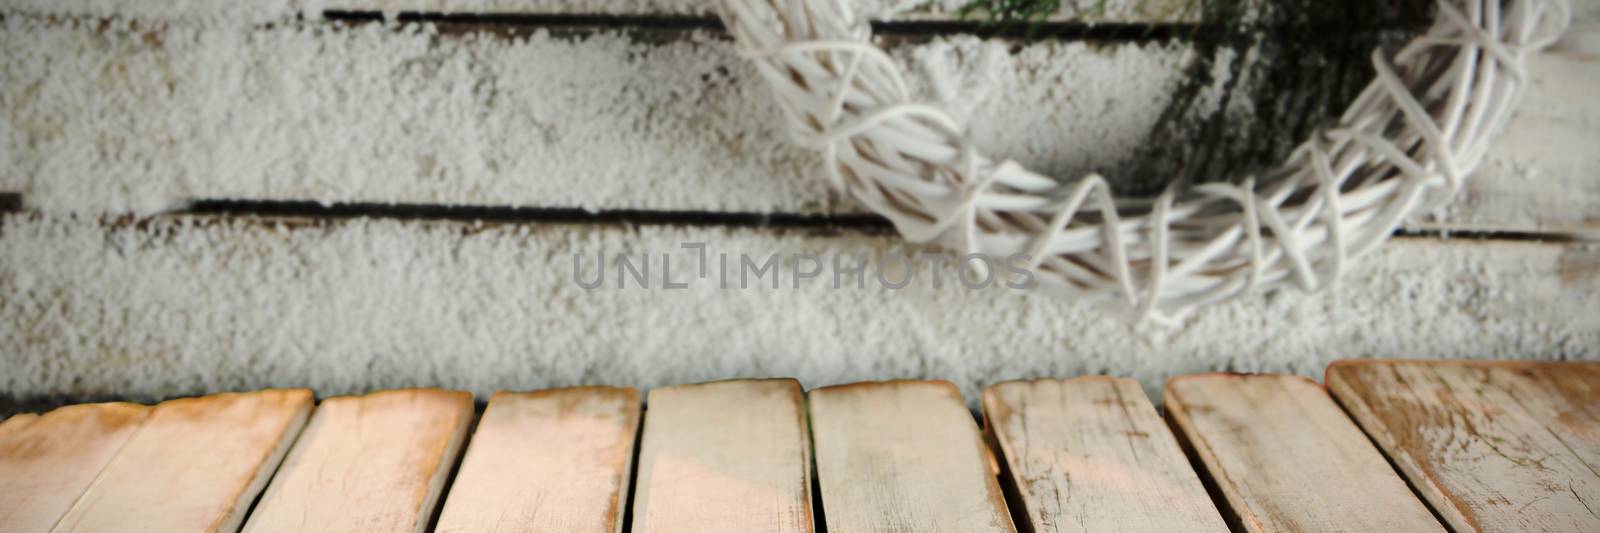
[242,388,474,533]
[1327,360,1600,532]
[1510,362,1600,473]
[808,380,1015,533]
[435,387,641,533]
[983,377,1226,533]
[0,403,149,533]
[1164,374,1444,532]
[630,379,813,533]
[51,389,313,533]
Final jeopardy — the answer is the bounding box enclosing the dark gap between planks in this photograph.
[321,10,1190,42]
[182,199,896,233]
[177,198,1586,243]
[317,10,1419,43]
[0,194,1575,242]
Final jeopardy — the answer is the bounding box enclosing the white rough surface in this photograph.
[317,0,1184,22]
[0,18,824,214]
[4,14,1592,235]
[0,0,1171,23]
[1425,51,1600,235]
[0,0,301,25]
[0,16,1198,215]
[2,214,1595,403]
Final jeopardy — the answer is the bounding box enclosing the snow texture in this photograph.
[0,16,1207,216]
[3,214,1595,404]
[5,12,1587,233]
[1,1,1594,402]
[0,0,1165,23]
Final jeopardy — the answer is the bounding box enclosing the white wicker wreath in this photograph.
[717,0,1570,323]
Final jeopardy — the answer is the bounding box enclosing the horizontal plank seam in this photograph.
[0,9,1429,44]
[311,11,1422,41]
[6,199,1586,242]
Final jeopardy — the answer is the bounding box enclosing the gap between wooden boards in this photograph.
[1,196,1589,243]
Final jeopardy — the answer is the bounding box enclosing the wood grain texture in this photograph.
[1326,360,1600,532]
[52,389,313,533]
[0,403,149,533]
[630,379,813,533]
[983,377,1226,533]
[1421,51,1600,237]
[1164,374,1444,533]
[1432,361,1600,475]
[435,387,641,533]
[809,380,1015,533]
[242,388,474,533]
[1512,362,1600,473]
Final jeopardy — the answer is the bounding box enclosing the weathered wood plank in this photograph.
[1513,362,1600,473]
[1164,374,1444,532]
[8,14,1590,235]
[52,389,313,533]
[809,380,1015,532]
[630,379,813,533]
[982,377,1226,533]
[2,214,1597,402]
[1420,361,1600,475]
[434,387,640,533]
[0,403,149,533]
[1326,360,1600,532]
[242,389,474,533]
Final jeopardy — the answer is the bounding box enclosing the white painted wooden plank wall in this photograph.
[0,0,1198,24]
[2,9,1594,235]
[1,0,1596,403]
[1,214,1593,402]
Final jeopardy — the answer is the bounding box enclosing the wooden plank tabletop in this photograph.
[0,403,149,533]
[52,389,312,533]
[1327,360,1600,532]
[983,377,1226,533]
[809,380,1015,533]
[1469,362,1600,473]
[435,387,641,533]
[630,379,813,533]
[5,362,1600,531]
[242,389,474,533]
[1164,374,1444,532]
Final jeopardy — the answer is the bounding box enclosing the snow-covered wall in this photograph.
[2,1,1597,403]
[3,214,1595,402]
